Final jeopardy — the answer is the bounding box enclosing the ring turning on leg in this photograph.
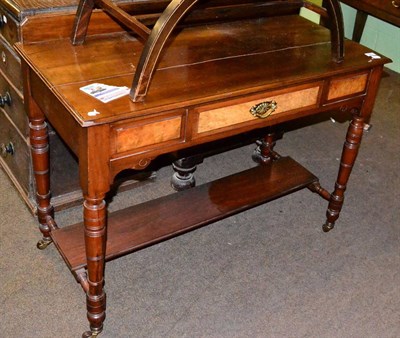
[324,114,364,231]
[29,120,54,248]
[83,196,107,337]
[252,132,281,164]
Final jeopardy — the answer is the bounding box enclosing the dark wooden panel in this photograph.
[0,69,26,136]
[0,109,30,193]
[0,5,20,44]
[0,37,22,91]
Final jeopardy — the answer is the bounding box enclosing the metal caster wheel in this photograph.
[82,329,101,338]
[36,238,52,250]
[322,221,335,232]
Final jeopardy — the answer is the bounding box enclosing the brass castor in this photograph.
[322,221,335,232]
[82,329,101,338]
[36,238,52,250]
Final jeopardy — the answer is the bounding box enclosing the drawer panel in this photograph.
[0,37,22,91]
[0,110,30,193]
[327,72,369,101]
[341,0,400,26]
[195,85,320,135]
[0,72,26,136]
[111,111,185,155]
[0,8,19,45]
[367,0,400,16]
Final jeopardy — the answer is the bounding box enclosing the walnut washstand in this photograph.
[15,1,390,337]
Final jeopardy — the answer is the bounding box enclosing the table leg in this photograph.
[82,195,107,338]
[29,118,54,249]
[171,155,203,191]
[323,113,364,232]
[252,130,281,164]
[352,10,368,43]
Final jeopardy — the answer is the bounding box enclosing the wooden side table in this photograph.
[15,2,390,337]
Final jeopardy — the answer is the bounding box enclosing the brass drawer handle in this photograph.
[0,92,12,107]
[250,100,277,119]
[393,1,400,8]
[1,141,14,157]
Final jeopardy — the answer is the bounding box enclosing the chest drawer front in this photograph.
[110,111,185,156]
[342,0,400,25]
[0,73,26,136]
[194,85,321,135]
[0,110,30,193]
[0,38,22,91]
[367,0,400,16]
[0,8,19,45]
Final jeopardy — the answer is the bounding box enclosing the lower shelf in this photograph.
[51,156,318,272]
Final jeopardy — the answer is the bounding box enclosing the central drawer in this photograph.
[193,84,321,137]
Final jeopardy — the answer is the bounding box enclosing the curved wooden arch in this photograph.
[130,0,200,101]
[130,0,345,101]
[323,0,345,63]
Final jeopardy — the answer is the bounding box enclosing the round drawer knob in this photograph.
[0,92,11,107]
[393,1,400,8]
[1,141,14,157]
[0,15,7,28]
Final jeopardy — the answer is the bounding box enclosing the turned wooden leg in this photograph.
[252,131,281,164]
[29,118,54,249]
[82,195,107,338]
[323,114,364,232]
[171,155,203,191]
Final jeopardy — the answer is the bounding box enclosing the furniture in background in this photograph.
[16,0,390,336]
[0,0,147,212]
[340,0,400,41]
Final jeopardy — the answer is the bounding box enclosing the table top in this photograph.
[15,15,390,127]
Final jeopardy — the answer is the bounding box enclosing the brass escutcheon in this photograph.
[249,100,277,119]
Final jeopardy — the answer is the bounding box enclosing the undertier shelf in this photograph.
[51,156,318,272]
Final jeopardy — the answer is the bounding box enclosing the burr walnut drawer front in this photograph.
[0,7,19,45]
[193,84,321,136]
[0,110,30,193]
[0,73,26,136]
[326,72,370,102]
[110,110,185,156]
[0,38,22,91]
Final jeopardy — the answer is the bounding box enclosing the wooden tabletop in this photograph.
[15,15,390,127]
